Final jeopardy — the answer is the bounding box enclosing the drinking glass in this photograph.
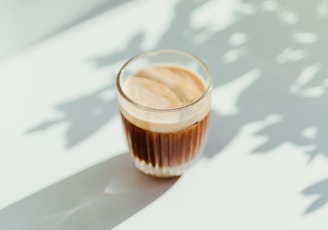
[116,49,212,177]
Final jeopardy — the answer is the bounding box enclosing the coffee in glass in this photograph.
[116,50,212,177]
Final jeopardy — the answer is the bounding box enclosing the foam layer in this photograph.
[120,64,210,132]
[123,65,205,109]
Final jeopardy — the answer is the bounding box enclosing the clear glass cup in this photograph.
[116,49,212,177]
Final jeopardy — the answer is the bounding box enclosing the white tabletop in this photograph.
[1,0,328,229]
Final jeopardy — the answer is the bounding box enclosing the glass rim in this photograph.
[116,49,212,112]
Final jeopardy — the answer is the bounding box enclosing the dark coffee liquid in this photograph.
[121,113,209,168]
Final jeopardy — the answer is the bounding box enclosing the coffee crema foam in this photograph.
[124,65,205,109]
[120,64,210,132]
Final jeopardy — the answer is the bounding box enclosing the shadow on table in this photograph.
[302,177,328,215]
[0,153,178,230]
[23,0,328,215]
[25,0,328,160]
[26,85,117,148]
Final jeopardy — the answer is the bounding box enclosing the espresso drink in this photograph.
[119,64,210,177]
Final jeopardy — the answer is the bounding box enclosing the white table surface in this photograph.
[1,0,328,229]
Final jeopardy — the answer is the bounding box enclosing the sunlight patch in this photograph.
[289,64,325,98]
[276,48,306,64]
[292,32,318,44]
[279,10,299,24]
[294,64,321,87]
[222,48,247,63]
[190,0,255,43]
[212,68,261,116]
[262,0,279,11]
[302,127,318,140]
[229,32,248,46]
[317,0,328,18]
[265,114,283,125]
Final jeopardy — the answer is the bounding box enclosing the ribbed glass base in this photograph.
[132,156,200,177]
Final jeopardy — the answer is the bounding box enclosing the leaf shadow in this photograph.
[302,178,328,215]
[26,85,117,148]
[22,0,328,216]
